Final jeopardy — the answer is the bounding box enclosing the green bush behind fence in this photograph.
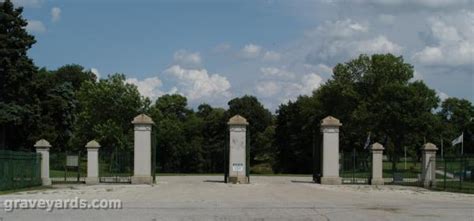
[0,150,42,191]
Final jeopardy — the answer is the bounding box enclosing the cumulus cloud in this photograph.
[240,43,262,59]
[305,19,402,64]
[173,49,202,66]
[126,77,163,100]
[51,7,61,22]
[260,67,295,79]
[26,20,46,33]
[413,10,474,66]
[263,51,282,62]
[165,65,231,101]
[256,73,323,101]
[306,19,368,39]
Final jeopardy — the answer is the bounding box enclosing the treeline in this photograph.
[1,0,473,174]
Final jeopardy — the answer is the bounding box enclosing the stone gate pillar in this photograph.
[421,143,438,188]
[228,115,249,184]
[131,114,154,184]
[85,140,100,184]
[34,139,51,186]
[370,142,384,185]
[320,116,342,185]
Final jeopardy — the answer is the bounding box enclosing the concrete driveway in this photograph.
[0,176,473,220]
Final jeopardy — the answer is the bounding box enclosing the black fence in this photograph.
[434,155,474,194]
[340,150,371,184]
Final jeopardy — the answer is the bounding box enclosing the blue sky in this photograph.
[13,0,474,110]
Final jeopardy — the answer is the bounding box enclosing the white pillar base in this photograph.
[85,177,99,185]
[320,176,341,185]
[228,176,249,184]
[371,178,384,185]
[132,176,153,184]
[42,178,52,186]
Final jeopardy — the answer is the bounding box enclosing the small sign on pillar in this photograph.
[227,115,249,184]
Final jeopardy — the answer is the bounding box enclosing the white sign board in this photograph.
[232,163,244,172]
[66,155,79,167]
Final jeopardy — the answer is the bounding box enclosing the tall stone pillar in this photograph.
[228,115,249,184]
[370,142,384,185]
[421,143,438,188]
[34,139,51,186]
[85,140,100,184]
[131,114,154,184]
[320,116,342,185]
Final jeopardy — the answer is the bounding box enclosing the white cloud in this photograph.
[436,90,449,102]
[165,65,231,101]
[413,11,474,66]
[355,36,403,55]
[256,73,323,102]
[51,7,61,22]
[240,44,262,59]
[299,73,323,95]
[126,77,163,100]
[90,68,100,80]
[26,20,46,33]
[260,67,295,79]
[256,81,281,97]
[307,19,368,39]
[173,49,202,66]
[263,51,281,62]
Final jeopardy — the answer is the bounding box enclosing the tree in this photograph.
[275,54,440,173]
[0,0,40,149]
[73,74,146,153]
[54,64,96,91]
[439,98,474,155]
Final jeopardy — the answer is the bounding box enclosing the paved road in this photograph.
[0,176,473,220]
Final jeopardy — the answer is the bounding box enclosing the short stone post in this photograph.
[421,143,438,188]
[228,115,249,184]
[370,142,384,185]
[34,139,51,186]
[85,140,100,184]
[131,114,154,184]
[320,116,342,185]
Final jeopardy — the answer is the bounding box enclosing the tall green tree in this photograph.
[0,0,40,149]
[439,98,474,155]
[73,74,146,153]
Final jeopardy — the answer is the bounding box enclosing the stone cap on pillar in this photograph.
[321,116,342,127]
[85,140,101,149]
[422,143,438,152]
[132,114,154,125]
[34,139,51,150]
[370,142,384,151]
[228,115,249,126]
